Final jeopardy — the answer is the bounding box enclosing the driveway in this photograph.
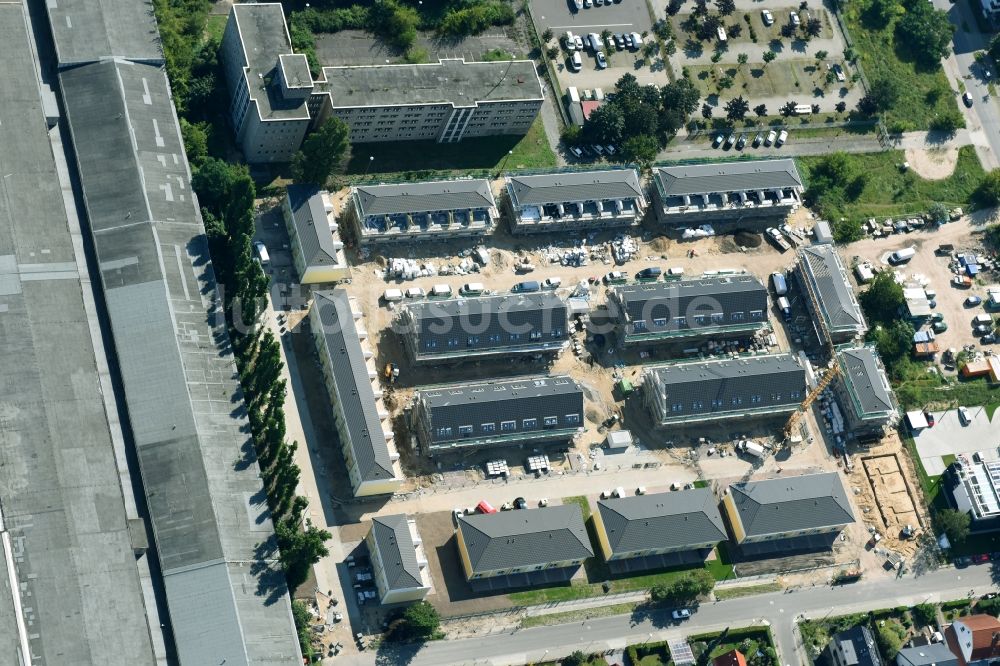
[914,406,999,475]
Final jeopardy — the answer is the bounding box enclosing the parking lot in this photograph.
[913,406,997,476]
[532,0,668,90]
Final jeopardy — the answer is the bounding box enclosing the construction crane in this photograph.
[784,363,841,442]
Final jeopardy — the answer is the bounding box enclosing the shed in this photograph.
[814,220,833,245]
[605,430,633,452]
[905,410,928,431]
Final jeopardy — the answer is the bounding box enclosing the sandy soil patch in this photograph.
[904,147,959,180]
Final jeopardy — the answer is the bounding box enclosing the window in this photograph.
[633,320,647,332]
[751,395,762,404]
[711,398,723,408]
[790,391,801,400]
[448,338,459,347]
[731,311,745,321]
[436,427,453,438]
[467,336,479,346]
[750,310,764,320]
[565,413,580,424]
[671,403,683,412]
[510,333,522,341]
[481,422,496,432]
[653,317,667,327]
[692,400,703,410]
[523,418,537,429]
[425,339,438,349]
[731,396,743,406]
[501,420,516,431]
[674,316,687,327]
[458,425,474,436]
[543,416,559,427]
[710,312,725,323]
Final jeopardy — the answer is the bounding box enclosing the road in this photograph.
[333,563,997,666]
[937,0,1000,170]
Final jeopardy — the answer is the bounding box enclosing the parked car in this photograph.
[569,52,582,71]
[564,31,577,50]
[622,33,633,49]
[636,267,662,280]
[603,271,627,284]
[790,11,800,26]
[613,33,624,49]
[596,51,608,69]
[630,32,643,48]
[569,145,584,158]
[975,324,992,335]
[959,406,972,425]
[736,134,747,150]
[752,132,763,147]
[762,8,774,24]
[724,134,736,148]
[966,295,983,307]
[924,411,935,427]
[405,287,425,298]
[573,0,583,9]
[932,321,948,333]
[542,277,562,289]
[574,35,584,50]
[592,144,605,156]
[253,240,270,266]
[776,129,788,146]
[983,333,997,344]
[672,609,692,620]
[713,134,724,148]
[964,91,974,107]
[605,144,617,155]
[764,129,777,146]
[512,280,540,293]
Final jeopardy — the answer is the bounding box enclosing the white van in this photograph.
[776,129,788,146]
[777,296,792,321]
[569,51,582,72]
[771,272,788,295]
[542,277,562,289]
[973,314,993,326]
[405,287,425,299]
[383,288,404,302]
[431,284,453,298]
[588,33,602,52]
[253,240,270,266]
[890,247,916,265]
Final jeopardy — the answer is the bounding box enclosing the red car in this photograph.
[924,411,935,427]
[973,553,990,564]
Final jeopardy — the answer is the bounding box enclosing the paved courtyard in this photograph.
[912,406,999,475]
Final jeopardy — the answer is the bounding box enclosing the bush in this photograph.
[438,1,514,37]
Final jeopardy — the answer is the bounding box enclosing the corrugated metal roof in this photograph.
[645,354,806,420]
[286,185,341,267]
[798,245,867,335]
[313,289,396,483]
[654,159,803,197]
[405,293,568,356]
[45,0,163,67]
[612,276,768,335]
[418,376,584,446]
[370,514,424,591]
[458,506,593,573]
[597,488,726,554]
[837,346,895,417]
[355,179,496,217]
[507,169,643,207]
[729,472,855,538]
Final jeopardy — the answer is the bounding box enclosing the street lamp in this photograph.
[363,155,374,177]
[497,149,513,176]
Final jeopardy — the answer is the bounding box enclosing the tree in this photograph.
[694,0,709,15]
[805,17,822,37]
[702,102,714,118]
[542,28,554,42]
[860,271,905,327]
[667,0,684,14]
[780,100,797,116]
[930,111,962,134]
[371,0,419,50]
[276,517,331,592]
[815,49,828,61]
[546,45,559,60]
[291,600,314,657]
[868,0,901,27]
[621,134,660,167]
[661,78,701,116]
[394,601,441,641]
[698,14,723,40]
[725,95,750,121]
[835,101,847,113]
[737,52,749,65]
[912,603,937,627]
[858,77,900,115]
[896,4,954,66]
[780,22,796,38]
[562,651,589,666]
[763,50,777,65]
[585,104,625,144]
[876,621,906,660]
[180,118,209,166]
[649,569,714,604]
[975,169,1000,207]
[934,508,971,545]
[717,0,736,14]
[291,117,350,186]
[754,103,768,117]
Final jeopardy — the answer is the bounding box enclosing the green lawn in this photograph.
[901,434,943,508]
[840,0,957,129]
[797,146,985,222]
[688,59,853,99]
[205,13,228,42]
[509,565,700,605]
[344,116,555,180]
[690,626,777,661]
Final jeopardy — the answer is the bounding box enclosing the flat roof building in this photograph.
[651,160,803,226]
[365,514,432,605]
[398,292,569,364]
[504,169,646,233]
[608,275,769,345]
[347,179,497,244]
[456,506,593,591]
[944,454,1000,533]
[221,4,543,162]
[283,185,350,284]
[642,354,806,427]
[46,0,163,67]
[722,472,855,555]
[796,245,867,344]
[311,290,403,496]
[413,376,584,455]
[833,346,898,438]
[594,489,727,573]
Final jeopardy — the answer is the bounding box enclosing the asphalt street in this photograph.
[332,563,997,666]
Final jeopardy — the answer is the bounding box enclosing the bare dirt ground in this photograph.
[904,147,960,180]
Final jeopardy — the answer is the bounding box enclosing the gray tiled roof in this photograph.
[404,293,568,356]
[314,289,396,483]
[645,354,806,420]
[370,514,424,591]
[597,489,726,554]
[730,472,855,538]
[896,643,958,666]
[355,179,496,217]
[837,346,896,417]
[418,376,584,446]
[286,185,341,267]
[507,169,643,207]
[459,506,593,573]
[612,276,768,335]
[832,626,883,666]
[654,159,802,197]
[798,245,867,335]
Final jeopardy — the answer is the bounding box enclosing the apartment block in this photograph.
[504,169,646,233]
[283,185,350,283]
[833,346,898,438]
[456,506,593,591]
[607,275,769,345]
[398,292,569,364]
[221,4,542,162]
[412,376,584,455]
[944,456,1000,534]
[593,488,727,573]
[795,245,868,344]
[365,514,432,605]
[347,178,497,244]
[311,290,403,496]
[651,159,803,226]
[721,472,855,555]
[642,354,806,427]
